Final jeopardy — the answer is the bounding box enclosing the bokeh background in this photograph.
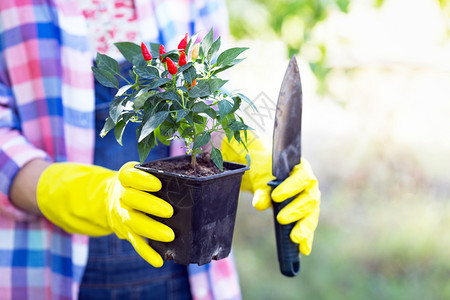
[224,0,450,299]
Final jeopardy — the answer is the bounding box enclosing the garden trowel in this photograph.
[269,55,303,277]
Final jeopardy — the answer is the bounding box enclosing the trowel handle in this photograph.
[268,180,300,277]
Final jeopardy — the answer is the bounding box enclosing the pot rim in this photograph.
[135,155,249,182]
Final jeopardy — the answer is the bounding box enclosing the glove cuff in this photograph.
[37,163,114,236]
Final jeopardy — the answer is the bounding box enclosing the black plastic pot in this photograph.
[135,155,249,266]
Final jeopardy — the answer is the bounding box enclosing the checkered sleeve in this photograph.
[0,33,48,221]
[0,89,48,221]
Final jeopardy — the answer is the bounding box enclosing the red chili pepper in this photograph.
[141,42,152,61]
[178,51,187,66]
[166,57,177,75]
[159,44,166,62]
[178,33,188,51]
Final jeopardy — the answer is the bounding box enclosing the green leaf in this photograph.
[208,78,228,93]
[218,100,233,120]
[234,130,242,144]
[230,96,241,114]
[109,97,124,123]
[151,101,169,115]
[114,119,127,146]
[189,78,228,99]
[137,126,155,164]
[185,111,194,124]
[165,112,177,124]
[185,32,199,55]
[171,97,184,110]
[100,117,115,138]
[188,80,210,98]
[159,121,177,137]
[191,101,210,113]
[225,128,234,142]
[154,127,172,146]
[180,126,194,138]
[200,28,214,60]
[183,65,197,84]
[176,109,189,122]
[243,127,248,143]
[134,66,160,80]
[211,65,233,76]
[211,58,244,76]
[235,93,257,112]
[237,115,250,145]
[116,84,133,97]
[177,62,193,73]
[133,92,150,109]
[96,53,120,75]
[241,139,249,152]
[145,78,171,89]
[138,111,169,142]
[149,43,161,58]
[193,132,211,149]
[92,67,118,89]
[193,114,206,124]
[211,146,223,171]
[216,47,248,67]
[199,46,204,61]
[227,120,249,131]
[133,90,158,109]
[158,90,180,102]
[161,70,169,78]
[178,86,189,93]
[160,50,180,65]
[114,42,144,65]
[224,113,236,122]
[194,121,207,133]
[134,57,147,67]
[237,115,248,130]
[245,153,251,167]
[122,112,134,123]
[204,108,217,119]
[207,36,221,63]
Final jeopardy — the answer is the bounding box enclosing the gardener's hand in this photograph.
[37,161,173,267]
[221,135,320,256]
[254,159,320,256]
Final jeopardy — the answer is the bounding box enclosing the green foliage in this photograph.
[92,30,255,169]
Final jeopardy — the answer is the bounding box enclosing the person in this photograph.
[0,0,320,299]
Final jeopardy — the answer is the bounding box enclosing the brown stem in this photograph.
[191,152,197,168]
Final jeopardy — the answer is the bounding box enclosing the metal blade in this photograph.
[272,56,302,180]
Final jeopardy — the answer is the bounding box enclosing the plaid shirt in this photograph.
[0,0,240,299]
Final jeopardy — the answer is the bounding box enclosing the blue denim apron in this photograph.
[78,63,192,300]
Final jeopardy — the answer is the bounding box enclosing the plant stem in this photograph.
[191,151,197,168]
[190,125,198,168]
[178,89,185,108]
[172,75,177,88]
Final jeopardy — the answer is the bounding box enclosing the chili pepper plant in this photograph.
[92,29,256,170]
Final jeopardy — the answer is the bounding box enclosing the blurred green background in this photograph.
[225,0,450,299]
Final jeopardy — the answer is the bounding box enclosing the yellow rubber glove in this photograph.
[221,134,321,256]
[37,161,174,267]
